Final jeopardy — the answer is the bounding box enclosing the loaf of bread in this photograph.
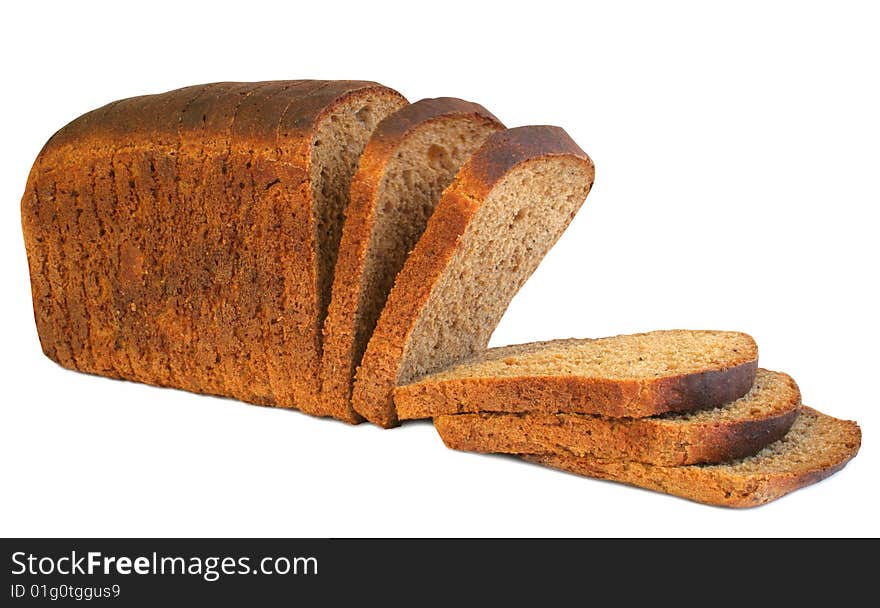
[21,81,859,508]
[351,126,596,427]
[435,368,800,465]
[524,407,860,507]
[395,330,759,419]
[321,98,504,422]
[21,81,407,416]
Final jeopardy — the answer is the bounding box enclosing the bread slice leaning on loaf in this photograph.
[435,368,800,465]
[395,330,759,420]
[351,126,596,427]
[321,98,504,423]
[524,407,861,507]
[21,81,408,417]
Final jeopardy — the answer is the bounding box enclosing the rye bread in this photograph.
[351,126,596,427]
[321,98,504,422]
[21,81,407,416]
[396,330,759,420]
[525,407,861,507]
[435,368,800,465]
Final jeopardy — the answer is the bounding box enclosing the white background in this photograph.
[2,1,877,537]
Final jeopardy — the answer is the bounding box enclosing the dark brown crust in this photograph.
[523,407,861,507]
[456,126,589,201]
[352,126,595,427]
[434,369,801,465]
[396,359,758,419]
[21,81,407,417]
[321,98,504,423]
[682,408,800,463]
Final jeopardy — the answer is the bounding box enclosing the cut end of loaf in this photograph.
[311,89,409,339]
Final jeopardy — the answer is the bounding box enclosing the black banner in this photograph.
[0,538,871,604]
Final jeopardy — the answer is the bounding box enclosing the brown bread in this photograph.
[396,330,759,420]
[351,126,596,427]
[21,81,407,416]
[435,369,800,465]
[524,407,860,507]
[321,98,504,422]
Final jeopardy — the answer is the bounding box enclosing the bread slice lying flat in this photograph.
[21,81,408,417]
[322,98,504,423]
[435,368,800,465]
[524,407,860,507]
[396,330,758,420]
[352,126,596,427]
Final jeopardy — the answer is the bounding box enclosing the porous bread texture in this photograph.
[409,330,757,381]
[525,407,861,507]
[396,162,591,382]
[312,93,410,326]
[322,98,504,422]
[20,81,407,418]
[396,330,759,419]
[435,369,801,465]
[352,126,595,427]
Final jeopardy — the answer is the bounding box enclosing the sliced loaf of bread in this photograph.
[21,81,408,417]
[322,98,504,422]
[396,330,758,420]
[524,407,860,507]
[351,126,596,427]
[435,369,800,465]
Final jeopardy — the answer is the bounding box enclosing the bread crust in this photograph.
[352,126,595,427]
[434,369,800,465]
[322,98,503,423]
[524,407,861,507]
[21,81,406,416]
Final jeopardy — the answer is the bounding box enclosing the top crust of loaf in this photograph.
[321,98,504,422]
[39,81,406,152]
[395,330,759,419]
[352,126,595,427]
[22,81,407,417]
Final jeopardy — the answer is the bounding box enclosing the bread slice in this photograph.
[395,330,759,420]
[321,98,504,423]
[351,126,596,427]
[21,81,408,417]
[435,368,800,465]
[524,407,860,507]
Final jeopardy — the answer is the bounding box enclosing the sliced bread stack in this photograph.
[351,125,595,427]
[393,331,860,507]
[322,98,505,422]
[21,80,860,507]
